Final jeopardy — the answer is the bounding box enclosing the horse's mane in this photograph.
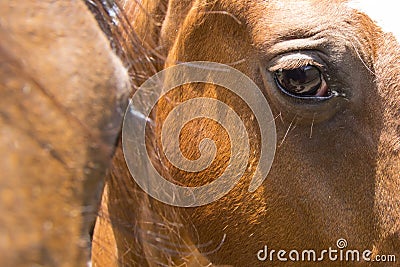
[85,1,198,266]
[85,0,165,93]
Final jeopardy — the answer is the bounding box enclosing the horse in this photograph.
[1,0,398,266]
[0,1,132,266]
[92,0,400,266]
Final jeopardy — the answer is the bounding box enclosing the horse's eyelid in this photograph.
[268,58,324,72]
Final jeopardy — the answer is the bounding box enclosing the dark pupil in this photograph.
[275,65,322,96]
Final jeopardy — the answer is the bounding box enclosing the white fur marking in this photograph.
[346,0,400,42]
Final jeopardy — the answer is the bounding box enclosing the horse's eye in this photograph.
[274,65,328,97]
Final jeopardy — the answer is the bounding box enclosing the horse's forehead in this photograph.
[346,0,399,42]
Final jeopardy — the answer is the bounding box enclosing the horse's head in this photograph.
[0,1,130,266]
[94,0,399,266]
